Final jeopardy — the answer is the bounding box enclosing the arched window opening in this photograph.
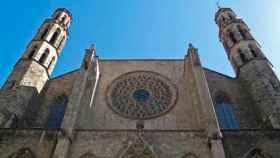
[228,13,234,20]
[54,14,60,20]
[79,152,96,158]
[182,153,198,158]
[47,95,68,128]
[240,53,247,63]
[50,28,61,45]
[229,31,237,44]
[249,45,258,58]
[39,49,49,64]
[7,147,36,158]
[48,57,56,71]
[246,148,273,158]
[28,46,37,59]
[215,93,239,129]
[238,25,247,40]
[41,28,49,40]
[58,36,65,50]
[84,61,88,70]
[221,16,225,22]
[61,16,66,24]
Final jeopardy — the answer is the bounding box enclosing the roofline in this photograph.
[49,69,79,81]
[99,58,184,61]
[203,67,236,80]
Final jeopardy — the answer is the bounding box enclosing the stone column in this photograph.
[185,44,226,158]
[52,45,100,158]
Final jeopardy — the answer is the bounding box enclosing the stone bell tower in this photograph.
[215,8,280,128]
[0,8,72,127]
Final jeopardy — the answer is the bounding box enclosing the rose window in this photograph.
[106,71,178,119]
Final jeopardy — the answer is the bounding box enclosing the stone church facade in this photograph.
[0,7,280,158]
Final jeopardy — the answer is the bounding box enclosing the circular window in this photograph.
[133,89,150,102]
[106,71,178,120]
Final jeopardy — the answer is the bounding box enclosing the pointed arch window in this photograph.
[229,31,237,44]
[39,48,49,64]
[221,16,226,22]
[215,94,239,129]
[58,36,65,50]
[50,28,61,45]
[7,147,36,158]
[237,25,247,40]
[47,95,68,128]
[61,16,66,24]
[41,28,49,40]
[240,53,247,63]
[238,49,248,63]
[54,13,61,20]
[246,148,273,158]
[28,46,37,59]
[182,153,198,158]
[228,13,234,20]
[79,152,96,158]
[249,44,258,58]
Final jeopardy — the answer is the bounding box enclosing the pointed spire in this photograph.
[187,43,197,54]
[89,43,96,52]
[86,43,97,56]
[187,43,201,66]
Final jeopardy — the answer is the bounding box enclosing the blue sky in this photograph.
[1,0,280,86]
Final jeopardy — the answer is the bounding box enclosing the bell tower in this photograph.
[0,8,72,127]
[215,8,280,128]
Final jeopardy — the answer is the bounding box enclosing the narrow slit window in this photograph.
[28,46,37,59]
[39,49,49,64]
[249,45,258,58]
[238,25,246,39]
[61,16,66,23]
[41,28,49,40]
[50,28,61,45]
[58,36,65,49]
[239,49,248,63]
[228,14,234,20]
[229,31,237,44]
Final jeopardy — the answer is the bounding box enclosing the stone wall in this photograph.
[222,129,280,158]
[69,130,210,158]
[0,129,58,158]
[204,68,262,128]
[32,70,80,127]
[239,59,280,128]
[76,59,207,130]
